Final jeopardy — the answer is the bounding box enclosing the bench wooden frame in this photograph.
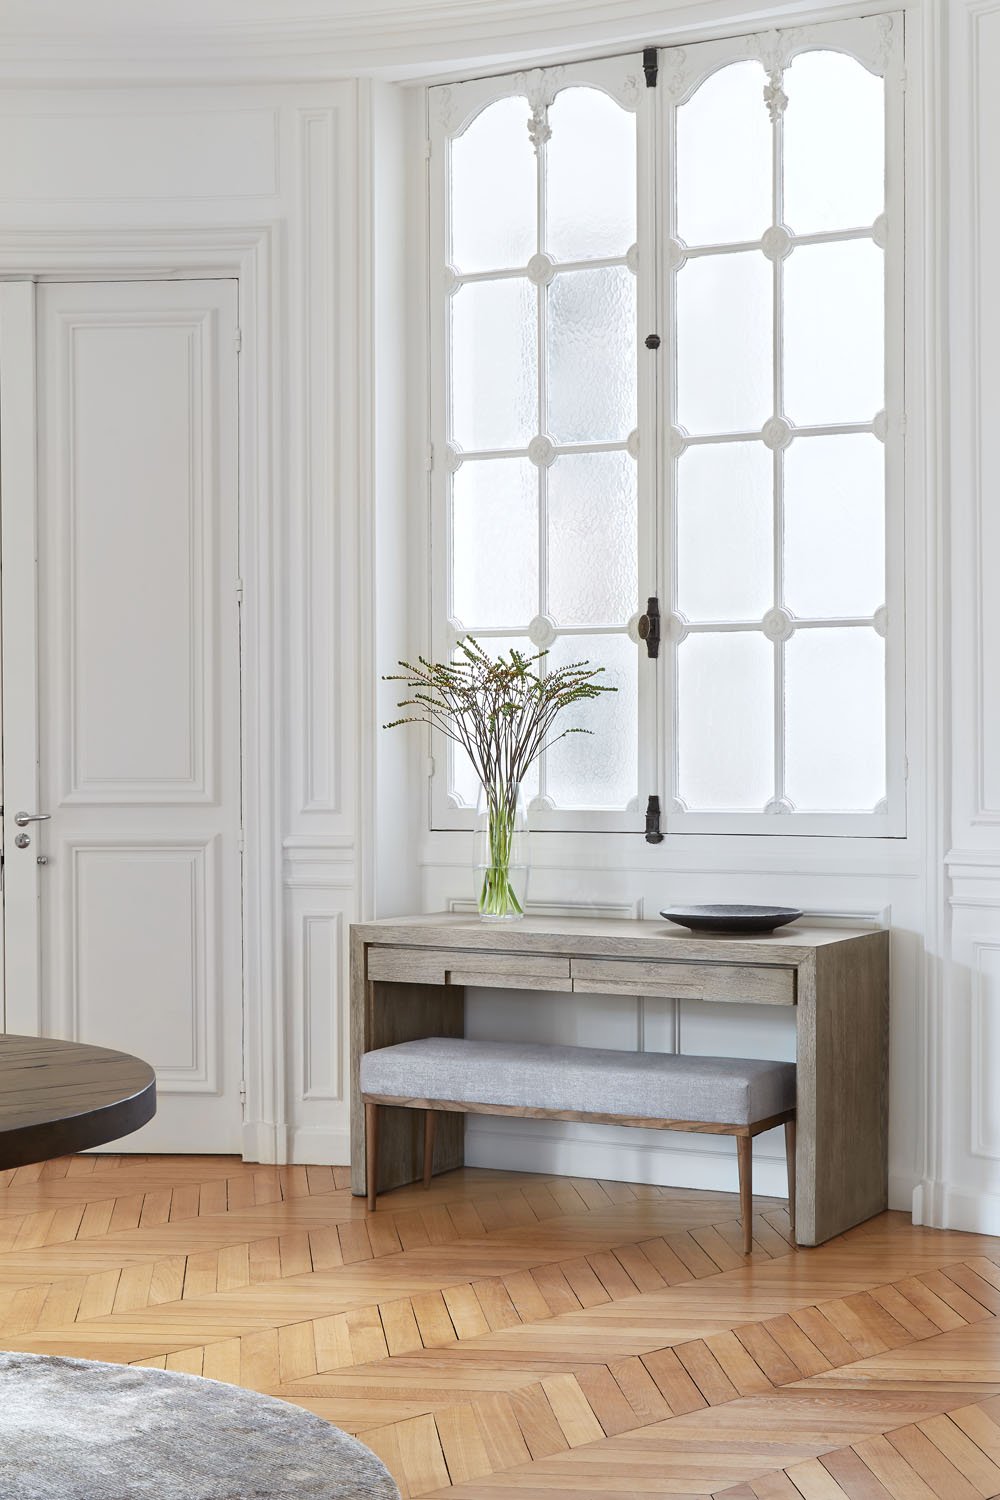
[362,1093,796,1255]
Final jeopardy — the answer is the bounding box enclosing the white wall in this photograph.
[0,78,370,1166]
[928,0,1000,1234]
[0,0,997,1234]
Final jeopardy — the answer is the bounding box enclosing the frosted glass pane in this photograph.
[784,435,884,618]
[677,61,772,246]
[785,628,885,809]
[547,88,636,262]
[677,443,773,620]
[547,267,636,444]
[452,458,538,628]
[546,634,637,807]
[677,632,773,809]
[784,52,884,235]
[676,253,772,435]
[548,451,637,625]
[451,97,537,273]
[451,279,537,451]
[450,636,540,805]
[783,240,884,426]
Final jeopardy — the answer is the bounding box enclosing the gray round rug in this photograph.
[0,1352,399,1499]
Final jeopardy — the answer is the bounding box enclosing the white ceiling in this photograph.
[0,0,856,83]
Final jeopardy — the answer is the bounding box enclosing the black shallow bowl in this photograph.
[659,904,804,935]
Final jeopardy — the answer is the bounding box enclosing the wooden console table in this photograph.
[350,914,889,1246]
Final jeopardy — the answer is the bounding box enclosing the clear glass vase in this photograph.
[474,782,529,921]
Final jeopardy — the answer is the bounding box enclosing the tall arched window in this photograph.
[428,14,904,836]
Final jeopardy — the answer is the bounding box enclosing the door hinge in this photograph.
[426,443,434,472]
[637,596,661,658]
[643,46,658,88]
[235,577,244,602]
[424,139,432,160]
[239,1080,247,1116]
[644,794,665,844]
[234,328,242,353]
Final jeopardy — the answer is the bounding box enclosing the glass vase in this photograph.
[474,782,529,921]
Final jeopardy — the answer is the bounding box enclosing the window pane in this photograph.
[785,628,885,809]
[451,97,537,273]
[452,458,538,627]
[451,278,537,451]
[677,442,773,621]
[677,632,774,808]
[546,266,637,444]
[676,252,772,434]
[545,633,637,807]
[548,451,637,625]
[784,51,884,235]
[546,87,636,262]
[783,239,884,427]
[784,435,884,618]
[676,60,772,246]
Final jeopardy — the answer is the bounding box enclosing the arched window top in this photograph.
[448,81,637,276]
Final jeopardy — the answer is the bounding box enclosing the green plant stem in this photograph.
[478,792,523,918]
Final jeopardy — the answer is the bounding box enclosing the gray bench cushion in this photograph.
[360,1038,795,1126]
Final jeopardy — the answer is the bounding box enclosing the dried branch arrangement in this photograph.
[385,637,615,917]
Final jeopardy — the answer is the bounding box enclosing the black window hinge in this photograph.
[638,595,660,658]
[643,47,658,88]
[644,795,664,844]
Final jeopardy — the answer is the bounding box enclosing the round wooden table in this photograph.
[0,1035,155,1169]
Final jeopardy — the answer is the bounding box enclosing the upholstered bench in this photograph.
[360,1037,796,1254]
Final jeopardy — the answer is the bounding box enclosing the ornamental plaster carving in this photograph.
[513,65,565,154]
[434,86,456,132]
[763,75,788,122]
[661,49,690,102]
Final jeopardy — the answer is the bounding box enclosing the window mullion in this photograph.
[772,63,787,812]
[535,123,549,806]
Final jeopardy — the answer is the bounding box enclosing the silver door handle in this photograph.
[13,811,51,827]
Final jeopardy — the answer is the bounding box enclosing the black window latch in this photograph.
[637,596,660,658]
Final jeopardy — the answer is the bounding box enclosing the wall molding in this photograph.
[0,222,288,1162]
[0,0,907,85]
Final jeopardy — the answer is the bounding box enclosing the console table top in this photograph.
[352,913,884,967]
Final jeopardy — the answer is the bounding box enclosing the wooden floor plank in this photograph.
[8,1155,1000,1500]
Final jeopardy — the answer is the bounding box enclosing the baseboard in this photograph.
[285,1124,352,1166]
[464,1116,792,1198]
[914,1177,1000,1235]
[241,1118,289,1164]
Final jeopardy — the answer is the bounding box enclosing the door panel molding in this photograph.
[31,277,242,1153]
[0,236,285,1159]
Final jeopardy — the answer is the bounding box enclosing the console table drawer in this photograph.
[571,958,795,1005]
[367,945,572,990]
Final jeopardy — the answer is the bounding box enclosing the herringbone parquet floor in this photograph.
[3,1154,1000,1497]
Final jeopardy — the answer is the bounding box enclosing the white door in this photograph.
[0,278,245,1154]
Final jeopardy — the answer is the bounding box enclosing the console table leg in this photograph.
[423,1109,436,1188]
[365,1102,379,1212]
[785,1117,797,1235]
[736,1135,752,1255]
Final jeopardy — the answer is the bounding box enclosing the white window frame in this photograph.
[425,12,906,839]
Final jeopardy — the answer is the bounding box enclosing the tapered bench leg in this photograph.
[365,1102,379,1212]
[736,1135,752,1255]
[785,1116,796,1235]
[423,1109,436,1189]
